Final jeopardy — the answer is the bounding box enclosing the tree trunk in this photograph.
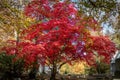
[50,63,57,80]
[29,67,37,79]
[42,65,45,74]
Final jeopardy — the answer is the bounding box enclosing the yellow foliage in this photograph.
[0,9,35,47]
[60,61,86,74]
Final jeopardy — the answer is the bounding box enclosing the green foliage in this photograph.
[76,0,120,48]
[0,52,24,79]
[77,0,117,23]
[96,62,110,74]
[88,62,110,75]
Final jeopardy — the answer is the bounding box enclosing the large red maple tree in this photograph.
[2,0,116,80]
[23,0,116,79]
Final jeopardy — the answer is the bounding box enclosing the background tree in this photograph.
[0,0,34,47]
[75,0,120,49]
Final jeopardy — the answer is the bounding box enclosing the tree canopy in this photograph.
[0,0,118,80]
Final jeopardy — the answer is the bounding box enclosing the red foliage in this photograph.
[90,36,116,64]
[23,0,116,66]
[2,42,44,67]
[2,0,116,67]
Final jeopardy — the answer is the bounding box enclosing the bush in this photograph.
[0,52,24,79]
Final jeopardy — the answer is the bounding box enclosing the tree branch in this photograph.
[88,0,97,7]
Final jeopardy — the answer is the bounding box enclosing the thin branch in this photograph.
[88,0,97,7]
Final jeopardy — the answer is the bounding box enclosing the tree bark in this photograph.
[50,62,57,80]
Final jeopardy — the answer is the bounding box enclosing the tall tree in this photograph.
[1,0,116,80]
[22,0,116,79]
[75,0,120,49]
[0,0,34,47]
